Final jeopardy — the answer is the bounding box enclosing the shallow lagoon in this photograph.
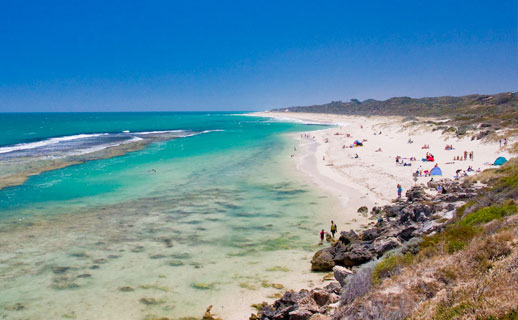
[0,113,337,319]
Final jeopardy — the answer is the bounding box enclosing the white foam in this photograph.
[0,133,107,154]
[0,129,223,156]
[133,130,184,135]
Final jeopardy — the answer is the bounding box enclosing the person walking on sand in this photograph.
[397,184,402,198]
[320,229,325,243]
[464,150,468,161]
[330,221,337,238]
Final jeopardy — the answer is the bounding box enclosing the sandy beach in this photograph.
[254,111,512,222]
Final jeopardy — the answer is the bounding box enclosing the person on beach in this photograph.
[330,221,337,238]
[397,184,402,198]
[320,229,325,242]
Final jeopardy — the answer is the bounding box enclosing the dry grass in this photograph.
[340,265,374,305]
[333,161,518,319]
[334,217,518,320]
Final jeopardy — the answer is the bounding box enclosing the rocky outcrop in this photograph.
[333,266,353,287]
[310,183,478,272]
[334,243,373,267]
[253,181,483,320]
[311,248,335,271]
[250,286,340,320]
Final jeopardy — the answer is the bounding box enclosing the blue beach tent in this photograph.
[430,167,442,176]
[494,157,507,166]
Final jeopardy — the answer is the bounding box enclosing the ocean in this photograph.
[0,112,336,319]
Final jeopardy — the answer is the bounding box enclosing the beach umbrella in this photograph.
[494,157,507,166]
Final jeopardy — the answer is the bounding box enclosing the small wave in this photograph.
[133,130,185,135]
[0,133,107,154]
[0,129,223,156]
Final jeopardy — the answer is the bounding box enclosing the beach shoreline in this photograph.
[251,111,511,206]
[241,111,514,319]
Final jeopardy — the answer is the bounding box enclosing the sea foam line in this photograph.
[0,133,107,154]
[0,129,223,155]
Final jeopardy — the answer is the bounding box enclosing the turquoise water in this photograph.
[0,113,335,319]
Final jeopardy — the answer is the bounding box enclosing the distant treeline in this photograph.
[272,92,518,126]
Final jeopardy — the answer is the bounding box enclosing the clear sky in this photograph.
[0,0,517,112]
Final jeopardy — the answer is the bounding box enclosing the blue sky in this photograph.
[0,0,516,111]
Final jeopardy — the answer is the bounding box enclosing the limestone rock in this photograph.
[334,244,373,267]
[332,266,353,287]
[309,315,331,320]
[373,237,401,257]
[312,290,330,307]
[361,228,381,241]
[338,230,358,245]
[288,308,313,320]
[311,248,335,271]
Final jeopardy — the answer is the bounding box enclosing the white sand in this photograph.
[253,111,513,212]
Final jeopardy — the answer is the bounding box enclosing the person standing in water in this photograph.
[330,221,337,238]
[320,229,325,243]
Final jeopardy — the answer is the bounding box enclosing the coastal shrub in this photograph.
[421,224,481,254]
[501,172,518,189]
[455,200,475,218]
[484,309,518,320]
[460,204,517,226]
[434,301,474,320]
[372,253,414,285]
[340,265,374,305]
[339,296,412,320]
[456,126,468,136]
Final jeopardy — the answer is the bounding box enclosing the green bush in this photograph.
[372,253,414,285]
[460,204,517,226]
[421,224,481,254]
[484,309,518,320]
[435,302,474,320]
